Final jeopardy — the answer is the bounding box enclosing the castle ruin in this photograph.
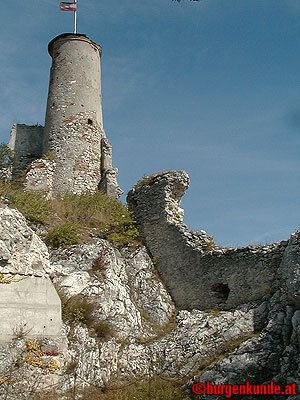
[7,33,122,199]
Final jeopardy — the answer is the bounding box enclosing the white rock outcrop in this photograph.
[0,205,49,276]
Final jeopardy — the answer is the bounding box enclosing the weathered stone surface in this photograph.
[277,230,300,307]
[0,205,49,275]
[186,291,300,399]
[0,205,63,345]
[48,241,174,339]
[127,171,288,310]
[43,240,259,393]
[0,276,62,343]
[1,173,300,398]
[7,123,44,177]
[25,158,55,194]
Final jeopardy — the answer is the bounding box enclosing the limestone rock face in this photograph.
[47,240,257,392]
[48,240,174,339]
[0,205,62,349]
[0,205,49,276]
[187,291,300,400]
[1,186,300,398]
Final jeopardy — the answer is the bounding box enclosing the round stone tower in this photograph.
[43,33,105,194]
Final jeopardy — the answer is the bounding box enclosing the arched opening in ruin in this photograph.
[211,282,230,302]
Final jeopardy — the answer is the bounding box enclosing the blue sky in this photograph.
[1,0,300,247]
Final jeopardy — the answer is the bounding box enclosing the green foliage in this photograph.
[45,221,79,247]
[57,191,140,245]
[151,256,159,265]
[60,191,120,226]
[62,294,95,324]
[104,220,140,246]
[204,240,216,252]
[43,151,56,161]
[10,191,50,223]
[0,143,18,168]
[0,179,141,247]
[89,196,141,245]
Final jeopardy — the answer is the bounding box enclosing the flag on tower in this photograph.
[60,1,76,11]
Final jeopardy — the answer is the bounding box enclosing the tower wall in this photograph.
[43,33,105,194]
[7,124,44,176]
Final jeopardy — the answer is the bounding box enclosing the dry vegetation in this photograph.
[0,180,140,247]
[31,376,184,400]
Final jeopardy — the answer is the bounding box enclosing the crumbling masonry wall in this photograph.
[7,124,44,176]
[127,171,289,310]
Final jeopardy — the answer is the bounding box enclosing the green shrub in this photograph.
[204,240,216,252]
[105,223,140,246]
[10,191,50,223]
[0,143,18,168]
[62,294,95,324]
[102,206,140,246]
[45,221,79,247]
[53,191,140,246]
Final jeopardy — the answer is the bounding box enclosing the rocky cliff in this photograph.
[0,171,300,399]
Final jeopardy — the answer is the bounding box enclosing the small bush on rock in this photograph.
[0,143,18,168]
[104,221,140,246]
[89,248,110,278]
[62,294,96,324]
[45,221,78,247]
[10,191,50,223]
[204,239,216,252]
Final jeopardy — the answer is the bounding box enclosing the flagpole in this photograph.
[74,0,77,33]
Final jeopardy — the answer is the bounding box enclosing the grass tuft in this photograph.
[0,181,140,248]
[31,376,184,400]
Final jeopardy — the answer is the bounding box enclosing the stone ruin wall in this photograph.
[127,170,291,311]
[7,124,44,176]
[6,122,122,199]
